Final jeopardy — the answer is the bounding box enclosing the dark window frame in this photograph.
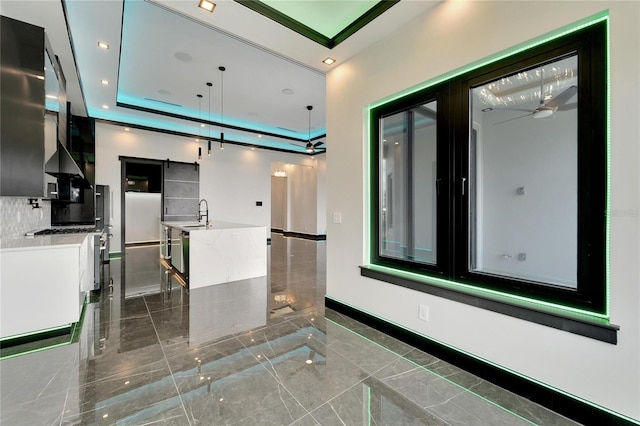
[369,21,608,317]
[371,84,452,278]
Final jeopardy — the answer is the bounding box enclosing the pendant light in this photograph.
[219,66,225,149]
[206,82,213,155]
[306,105,314,154]
[197,94,203,160]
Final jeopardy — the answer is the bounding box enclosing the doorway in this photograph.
[120,158,163,252]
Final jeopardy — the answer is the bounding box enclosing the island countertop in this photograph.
[161,220,264,233]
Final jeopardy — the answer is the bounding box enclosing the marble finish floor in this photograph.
[0,234,578,425]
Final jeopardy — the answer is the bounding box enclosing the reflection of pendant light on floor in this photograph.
[206,82,213,155]
[219,66,226,149]
[197,94,203,160]
[306,105,314,153]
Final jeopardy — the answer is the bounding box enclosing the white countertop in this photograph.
[161,220,265,233]
[0,233,94,251]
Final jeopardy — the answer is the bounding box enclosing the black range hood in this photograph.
[45,140,91,186]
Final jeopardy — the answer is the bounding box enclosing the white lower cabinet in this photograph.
[0,234,93,339]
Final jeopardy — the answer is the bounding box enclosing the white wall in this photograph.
[316,152,327,235]
[271,159,327,236]
[270,176,287,230]
[95,122,322,251]
[326,1,640,420]
[287,163,318,234]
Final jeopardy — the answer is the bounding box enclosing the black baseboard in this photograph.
[124,241,160,247]
[325,297,638,426]
[271,229,326,241]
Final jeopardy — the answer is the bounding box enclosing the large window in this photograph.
[369,20,607,317]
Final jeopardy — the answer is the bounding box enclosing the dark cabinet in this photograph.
[0,16,45,197]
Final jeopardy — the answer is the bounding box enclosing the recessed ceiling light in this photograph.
[36,75,45,80]
[101,79,109,85]
[102,105,109,109]
[198,0,216,12]
[281,88,294,95]
[322,57,336,65]
[98,41,109,50]
[124,127,130,132]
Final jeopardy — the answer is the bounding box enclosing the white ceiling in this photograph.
[1,0,441,154]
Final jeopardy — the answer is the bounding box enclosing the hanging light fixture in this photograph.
[206,82,213,156]
[197,94,203,160]
[306,105,314,154]
[219,66,226,149]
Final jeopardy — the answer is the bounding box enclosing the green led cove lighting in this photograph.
[0,298,88,360]
[261,0,379,38]
[0,324,70,343]
[365,11,611,322]
[326,297,639,425]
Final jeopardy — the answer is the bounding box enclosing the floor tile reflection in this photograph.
[0,234,577,425]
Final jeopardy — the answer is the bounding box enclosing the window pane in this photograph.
[469,55,578,289]
[379,101,437,264]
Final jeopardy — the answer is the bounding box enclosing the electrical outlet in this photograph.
[419,304,429,322]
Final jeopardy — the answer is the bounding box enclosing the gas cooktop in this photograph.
[27,226,98,236]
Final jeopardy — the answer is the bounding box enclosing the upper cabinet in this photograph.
[0,16,46,197]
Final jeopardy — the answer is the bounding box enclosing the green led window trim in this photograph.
[365,13,610,322]
[368,11,609,110]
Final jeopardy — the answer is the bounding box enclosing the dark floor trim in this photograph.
[124,241,160,247]
[325,297,638,426]
[360,266,618,344]
[272,230,326,241]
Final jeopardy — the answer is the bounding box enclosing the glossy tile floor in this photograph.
[0,234,578,425]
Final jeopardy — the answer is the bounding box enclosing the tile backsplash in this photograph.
[0,197,51,240]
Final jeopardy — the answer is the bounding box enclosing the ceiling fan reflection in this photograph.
[482,69,577,126]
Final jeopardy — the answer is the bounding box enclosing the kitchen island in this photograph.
[161,221,267,289]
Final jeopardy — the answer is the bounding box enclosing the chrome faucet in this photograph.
[198,199,209,226]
